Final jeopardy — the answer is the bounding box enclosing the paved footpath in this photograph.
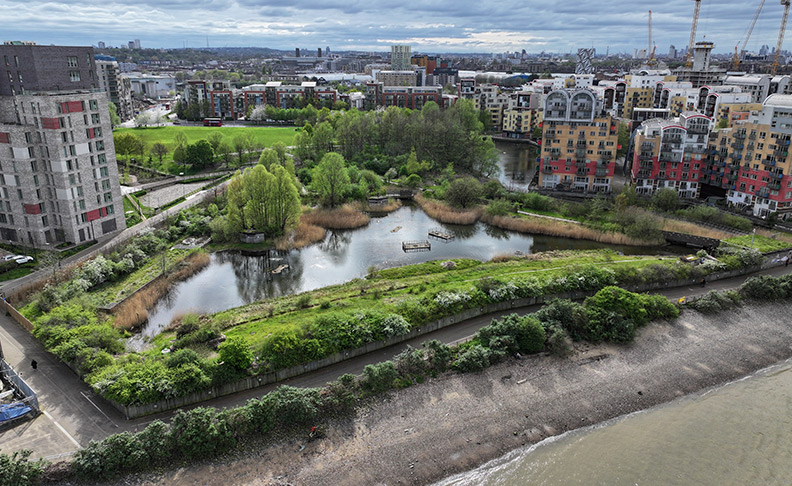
[1,261,791,461]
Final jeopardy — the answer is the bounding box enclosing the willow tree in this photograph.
[224,163,301,236]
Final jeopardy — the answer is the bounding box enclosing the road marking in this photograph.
[80,391,118,427]
[43,410,81,448]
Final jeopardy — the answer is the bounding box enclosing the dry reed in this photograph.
[414,194,483,225]
[275,220,327,250]
[482,213,659,246]
[357,198,403,213]
[113,251,210,330]
[301,204,371,229]
[660,218,735,240]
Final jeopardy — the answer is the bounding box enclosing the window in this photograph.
[69,174,76,185]
[69,71,80,82]
[89,99,98,110]
[78,200,85,210]
[95,141,104,151]
[101,179,110,190]
[99,167,108,177]
[94,127,102,137]
[91,113,100,124]
[17,72,22,83]
[67,56,78,67]
[104,192,113,202]
[42,215,48,227]
[107,204,114,214]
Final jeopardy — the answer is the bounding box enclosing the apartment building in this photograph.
[390,45,412,71]
[94,56,133,121]
[501,92,542,139]
[539,88,618,192]
[707,94,792,217]
[630,113,711,199]
[0,43,124,247]
[375,70,417,87]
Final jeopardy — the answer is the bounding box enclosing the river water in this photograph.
[436,360,792,486]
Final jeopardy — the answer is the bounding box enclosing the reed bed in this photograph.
[275,220,327,250]
[301,204,371,229]
[357,198,403,213]
[482,213,659,246]
[113,251,210,330]
[414,194,483,225]
[660,218,735,241]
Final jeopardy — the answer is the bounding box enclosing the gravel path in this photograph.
[139,182,208,209]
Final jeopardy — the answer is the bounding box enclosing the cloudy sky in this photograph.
[0,0,786,54]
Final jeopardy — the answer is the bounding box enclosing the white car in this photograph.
[2,255,19,261]
[13,255,33,264]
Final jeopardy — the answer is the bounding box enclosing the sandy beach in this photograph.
[86,301,792,486]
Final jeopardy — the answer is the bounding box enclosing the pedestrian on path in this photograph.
[31,359,38,370]
[700,277,707,288]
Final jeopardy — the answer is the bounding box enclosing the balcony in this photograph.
[730,143,744,150]
[734,132,746,140]
[639,160,653,169]
[575,161,587,168]
[542,166,554,174]
[639,151,654,159]
[637,170,651,178]
[769,182,782,190]
[595,168,608,177]
[576,150,587,158]
[600,152,613,161]
[576,140,587,147]
[763,159,777,167]
[576,168,589,176]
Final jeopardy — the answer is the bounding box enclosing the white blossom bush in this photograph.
[434,290,472,309]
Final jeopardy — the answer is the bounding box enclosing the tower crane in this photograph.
[685,0,702,68]
[773,0,792,75]
[648,10,653,59]
[732,0,766,70]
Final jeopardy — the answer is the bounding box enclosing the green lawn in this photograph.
[114,125,297,161]
[724,234,792,253]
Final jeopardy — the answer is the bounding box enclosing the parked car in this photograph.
[2,255,20,261]
[13,255,33,264]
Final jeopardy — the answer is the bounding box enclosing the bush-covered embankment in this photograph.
[0,284,682,484]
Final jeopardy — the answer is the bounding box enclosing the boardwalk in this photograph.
[662,231,721,250]
[402,240,431,252]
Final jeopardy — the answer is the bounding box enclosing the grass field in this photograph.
[724,234,792,253]
[113,126,297,160]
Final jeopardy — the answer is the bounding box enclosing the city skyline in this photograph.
[0,0,788,55]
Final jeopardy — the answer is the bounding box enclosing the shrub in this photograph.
[422,339,452,372]
[453,345,493,373]
[265,386,322,425]
[168,407,235,460]
[0,450,45,486]
[217,336,253,371]
[739,275,788,300]
[534,299,589,341]
[296,294,312,308]
[393,346,428,378]
[690,290,742,314]
[359,361,398,394]
[545,325,571,356]
[522,192,553,211]
[485,199,513,217]
[478,314,546,355]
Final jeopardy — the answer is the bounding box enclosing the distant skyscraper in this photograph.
[97,41,105,49]
[295,47,300,57]
[317,47,322,57]
[391,45,412,70]
[760,44,770,56]
[128,41,135,49]
[134,39,141,49]
[668,44,676,59]
[576,48,595,74]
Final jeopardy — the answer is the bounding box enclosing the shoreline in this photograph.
[94,301,792,486]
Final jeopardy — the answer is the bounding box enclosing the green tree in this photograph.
[108,101,121,128]
[215,142,233,169]
[151,142,168,162]
[268,163,302,232]
[617,122,630,158]
[445,177,482,208]
[652,187,680,212]
[233,135,249,166]
[114,133,145,167]
[312,152,350,207]
[207,132,224,152]
[258,148,279,169]
[174,131,188,150]
[185,140,214,169]
[406,173,422,188]
[384,167,397,183]
[217,336,253,371]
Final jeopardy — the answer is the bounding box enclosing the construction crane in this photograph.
[732,0,766,70]
[773,0,792,75]
[648,10,653,59]
[685,0,702,68]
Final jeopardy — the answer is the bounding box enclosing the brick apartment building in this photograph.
[539,88,618,192]
[630,113,711,199]
[0,43,123,247]
[705,94,792,217]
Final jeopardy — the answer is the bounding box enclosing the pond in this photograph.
[136,202,675,343]
[495,140,538,192]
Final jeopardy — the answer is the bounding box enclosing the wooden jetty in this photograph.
[402,240,431,252]
[662,231,721,251]
[428,227,455,241]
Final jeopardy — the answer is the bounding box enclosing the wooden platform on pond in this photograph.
[271,264,290,274]
[428,228,455,240]
[402,240,431,252]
